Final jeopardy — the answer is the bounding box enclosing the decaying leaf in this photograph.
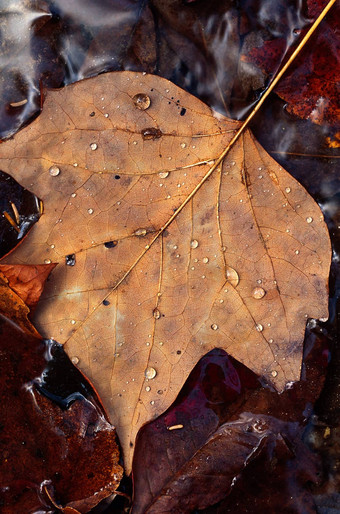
[243,0,340,129]
[132,414,319,514]
[0,260,122,512]
[0,71,331,470]
[132,339,328,513]
[0,262,55,312]
[0,263,55,336]
[0,315,123,513]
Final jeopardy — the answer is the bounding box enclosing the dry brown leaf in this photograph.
[0,71,331,471]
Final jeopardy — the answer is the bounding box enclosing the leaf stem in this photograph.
[155,0,337,235]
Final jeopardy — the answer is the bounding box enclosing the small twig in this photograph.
[3,211,20,232]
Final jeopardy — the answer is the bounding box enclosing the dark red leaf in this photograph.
[0,316,123,513]
[132,331,328,513]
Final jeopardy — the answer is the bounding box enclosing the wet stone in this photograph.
[141,127,163,140]
[133,93,151,110]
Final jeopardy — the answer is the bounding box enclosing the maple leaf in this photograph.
[0,71,331,471]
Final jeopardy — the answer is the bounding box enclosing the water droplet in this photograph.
[50,244,55,249]
[159,171,169,179]
[202,257,209,264]
[44,259,51,264]
[73,163,78,167]
[180,142,187,149]
[90,143,97,151]
[145,386,151,392]
[211,323,218,331]
[159,341,164,346]
[134,228,147,236]
[71,356,79,364]
[104,240,118,249]
[271,370,278,377]
[71,320,76,325]
[133,93,151,110]
[256,323,263,332]
[285,187,291,193]
[190,239,199,249]
[141,127,163,140]
[295,250,300,255]
[65,254,76,266]
[252,287,266,299]
[49,165,60,176]
[226,266,239,287]
[145,367,157,379]
[150,400,155,405]
[306,216,313,223]
[87,208,94,214]
[153,308,161,319]
[268,338,274,343]
[71,193,76,198]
